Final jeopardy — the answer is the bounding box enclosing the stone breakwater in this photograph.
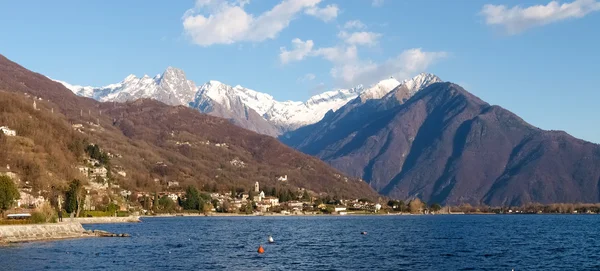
[68,216,141,224]
[0,222,133,244]
[0,222,87,243]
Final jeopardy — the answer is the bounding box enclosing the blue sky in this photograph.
[1,0,599,143]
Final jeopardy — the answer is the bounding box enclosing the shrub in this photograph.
[29,202,57,223]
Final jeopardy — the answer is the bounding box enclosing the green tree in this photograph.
[182,186,200,210]
[158,195,175,213]
[0,175,20,214]
[302,190,310,201]
[65,179,84,217]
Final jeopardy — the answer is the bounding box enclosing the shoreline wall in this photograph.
[69,216,140,224]
[0,222,85,243]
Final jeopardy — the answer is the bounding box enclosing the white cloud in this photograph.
[481,0,600,34]
[305,4,339,22]
[338,31,382,46]
[280,38,446,87]
[280,39,359,64]
[298,73,316,82]
[183,0,335,46]
[343,20,366,29]
[372,0,384,7]
[330,49,447,87]
[279,38,315,64]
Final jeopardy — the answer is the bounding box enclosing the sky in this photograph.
[1,0,599,143]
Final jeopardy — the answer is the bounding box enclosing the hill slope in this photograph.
[283,82,600,205]
[0,54,377,199]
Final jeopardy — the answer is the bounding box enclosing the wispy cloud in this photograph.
[305,4,339,22]
[182,0,335,46]
[481,0,600,34]
[338,31,381,46]
[298,73,316,83]
[329,49,447,87]
[372,0,384,7]
[343,20,366,30]
[281,37,446,87]
[279,38,315,64]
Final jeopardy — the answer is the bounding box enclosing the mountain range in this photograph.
[283,79,600,206]
[45,59,600,206]
[0,54,377,200]
[56,68,404,136]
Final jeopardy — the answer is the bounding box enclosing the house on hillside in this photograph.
[277,175,288,182]
[90,167,108,178]
[253,191,265,202]
[287,201,304,209]
[168,193,179,202]
[17,192,45,208]
[263,196,279,207]
[167,181,180,188]
[76,166,89,178]
[0,126,16,137]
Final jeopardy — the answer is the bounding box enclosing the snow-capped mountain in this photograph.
[189,80,371,131]
[380,73,442,107]
[55,67,438,136]
[55,67,197,106]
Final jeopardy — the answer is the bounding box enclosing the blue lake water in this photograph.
[1,215,600,270]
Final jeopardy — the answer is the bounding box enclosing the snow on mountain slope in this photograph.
[55,67,437,135]
[358,77,401,102]
[54,67,197,106]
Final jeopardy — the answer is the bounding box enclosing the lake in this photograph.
[1,215,599,270]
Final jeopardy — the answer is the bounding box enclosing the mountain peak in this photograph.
[358,77,401,101]
[124,74,137,82]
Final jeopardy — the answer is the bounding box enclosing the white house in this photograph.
[76,166,89,177]
[334,207,347,212]
[287,201,304,208]
[253,191,265,202]
[0,126,16,137]
[90,167,108,178]
[374,203,382,212]
[17,192,45,208]
[277,175,288,182]
[263,196,280,207]
[167,181,180,188]
[168,193,179,202]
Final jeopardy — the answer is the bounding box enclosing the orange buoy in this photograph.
[257,245,265,254]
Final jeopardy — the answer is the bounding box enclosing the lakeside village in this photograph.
[3,124,600,225]
[1,124,390,222]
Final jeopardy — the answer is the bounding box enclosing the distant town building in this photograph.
[17,192,45,208]
[253,191,265,202]
[120,190,132,198]
[168,193,178,202]
[334,207,347,213]
[263,196,280,207]
[254,181,260,193]
[167,181,180,188]
[76,166,89,177]
[90,167,108,178]
[0,126,16,137]
[277,175,288,182]
[117,170,127,177]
